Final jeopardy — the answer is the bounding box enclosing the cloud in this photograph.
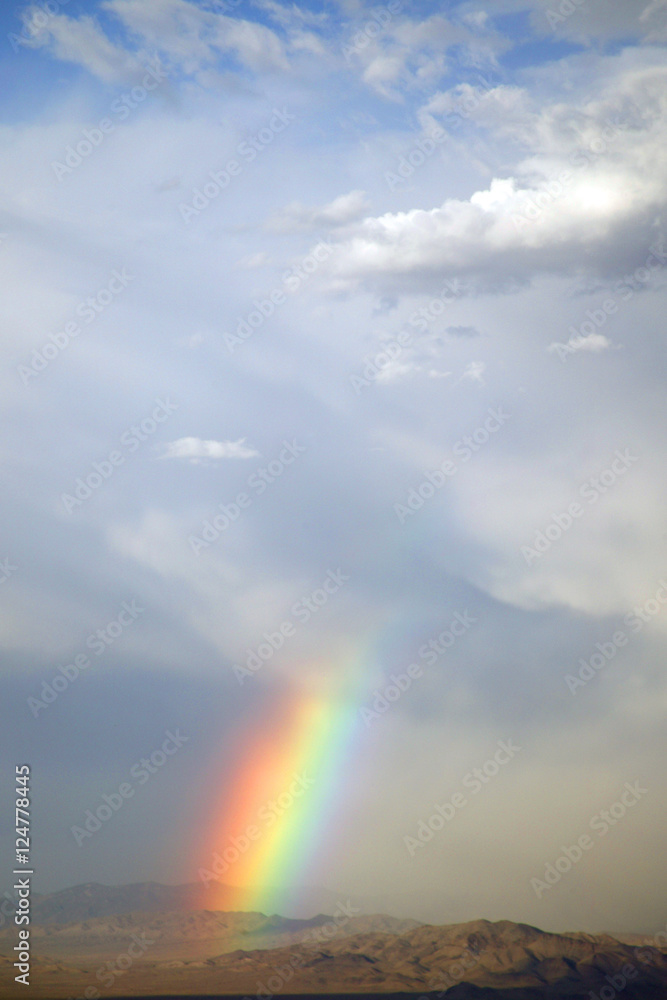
[417,81,533,141]
[482,0,667,44]
[3,0,667,933]
[19,9,149,83]
[269,190,370,232]
[374,359,418,383]
[322,63,667,297]
[547,332,612,356]
[341,11,476,98]
[25,0,292,82]
[251,0,329,29]
[159,437,260,462]
[523,0,667,42]
[460,360,486,383]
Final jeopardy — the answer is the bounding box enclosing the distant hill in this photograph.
[29,879,388,924]
[31,880,205,924]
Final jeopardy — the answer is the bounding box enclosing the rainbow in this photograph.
[195,641,383,916]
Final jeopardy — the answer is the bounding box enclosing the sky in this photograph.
[1,0,666,936]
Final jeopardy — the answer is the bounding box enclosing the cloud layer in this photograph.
[1,0,666,935]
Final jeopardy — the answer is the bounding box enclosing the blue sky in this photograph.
[1,0,667,934]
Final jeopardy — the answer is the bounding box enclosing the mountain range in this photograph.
[0,881,665,998]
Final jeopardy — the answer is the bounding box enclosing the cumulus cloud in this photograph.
[323,63,667,296]
[160,437,260,462]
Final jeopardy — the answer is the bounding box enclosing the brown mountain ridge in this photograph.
[1,912,666,998]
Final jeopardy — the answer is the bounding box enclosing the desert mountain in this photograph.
[1,914,666,998]
[0,907,420,963]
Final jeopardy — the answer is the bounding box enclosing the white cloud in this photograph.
[288,29,327,55]
[269,189,370,232]
[251,0,329,29]
[323,63,667,297]
[342,12,475,98]
[237,251,271,268]
[375,358,418,383]
[361,54,405,95]
[28,0,293,80]
[460,360,486,383]
[160,437,259,462]
[548,332,612,356]
[20,9,149,83]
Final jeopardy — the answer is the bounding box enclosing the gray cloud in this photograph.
[1,0,665,935]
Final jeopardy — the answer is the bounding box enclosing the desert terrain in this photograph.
[1,883,666,998]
